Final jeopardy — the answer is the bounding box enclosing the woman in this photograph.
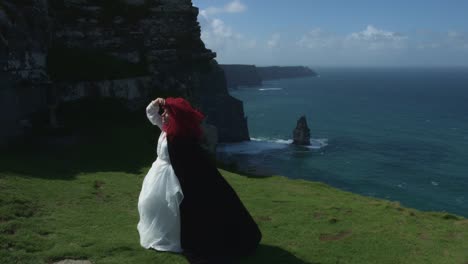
[137,97,184,252]
[138,97,262,263]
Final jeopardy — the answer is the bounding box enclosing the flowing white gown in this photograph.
[137,101,184,252]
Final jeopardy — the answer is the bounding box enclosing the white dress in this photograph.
[137,101,184,252]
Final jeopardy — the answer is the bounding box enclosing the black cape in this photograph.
[168,137,262,263]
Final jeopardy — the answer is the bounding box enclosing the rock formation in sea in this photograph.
[0,0,249,145]
[292,116,311,146]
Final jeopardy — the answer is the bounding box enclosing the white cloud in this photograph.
[198,1,256,54]
[200,18,237,51]
[297,28,338,49]
[297,25,407,51]
[417,43,441,49]
[267,33,281,48]
[200,0,246,16]
[348,25,401,41]
[245,39,257,49]
[447,30,468,49]
[211,18,233,38]
[415,30,468,51]
[225,0,247,13]
[346,25,407,50]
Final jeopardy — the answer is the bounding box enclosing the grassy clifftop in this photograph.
[1,115,467,264]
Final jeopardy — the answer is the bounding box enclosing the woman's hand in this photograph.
[153,98,165,106]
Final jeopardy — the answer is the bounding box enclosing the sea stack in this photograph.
[292,116,311,145]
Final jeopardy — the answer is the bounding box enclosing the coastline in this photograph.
[216,138,468,219]
[1,120,466,263]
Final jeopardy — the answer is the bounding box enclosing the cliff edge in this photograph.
[0,0,249,144]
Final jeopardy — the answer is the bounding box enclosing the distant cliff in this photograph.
[220,64,317,89]
[0,0,249,144]
[257,66,317,80]
[220,64,262,88]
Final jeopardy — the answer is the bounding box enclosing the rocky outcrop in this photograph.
[292,116,311,146]
[220,64,317,89]
[219,64,262,88]
[257,66,317,80]
[0,0,51,145]
[0,0,249,145]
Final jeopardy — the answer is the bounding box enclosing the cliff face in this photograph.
[219,64,262,88]
[257,66,317,80]
[219,64,317,89]
[0,0,249,144]
[0,0,50,144]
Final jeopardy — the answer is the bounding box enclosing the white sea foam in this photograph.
[217,137,328,154]
[251,137,292,144]
[217,139,287,154]
[397,182,407,189]
[258,88,283,91]
[307,138,329,149]
[431,181,439,186]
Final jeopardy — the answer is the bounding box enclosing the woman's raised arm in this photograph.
[146,98,164,128]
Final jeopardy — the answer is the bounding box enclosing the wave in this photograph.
[252,137,328,150]
[258,88,283,91]
[308,138,329,149]
[217,137,328,154]
[217,138,288,155]
[251,137,292,144]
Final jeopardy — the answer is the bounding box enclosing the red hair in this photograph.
[162,97,205,141]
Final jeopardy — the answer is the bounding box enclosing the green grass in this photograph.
[1,116,468,264]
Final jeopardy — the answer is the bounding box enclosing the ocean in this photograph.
[217,67,468,217]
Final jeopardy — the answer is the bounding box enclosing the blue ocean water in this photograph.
[219,67,468,217]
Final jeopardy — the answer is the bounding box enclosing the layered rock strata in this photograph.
[0,0,249,145]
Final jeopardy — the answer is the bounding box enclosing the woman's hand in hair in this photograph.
[153,98,165,106]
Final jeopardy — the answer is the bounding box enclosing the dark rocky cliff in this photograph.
[292,116,310,146]
[0,0,249,144]
[219,64,317,89]
[219,64,261,88]
[257,66,317,80]
[0,0,50,144]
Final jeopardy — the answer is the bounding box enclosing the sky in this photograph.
[192,0,468,67]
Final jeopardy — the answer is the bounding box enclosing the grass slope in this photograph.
[1,113,467,264]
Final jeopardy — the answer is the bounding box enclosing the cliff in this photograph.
[0,0,50,145]
[219,64,317,89]
[0,0,249,144]
[219,64,262,88]
[257,66,317,80]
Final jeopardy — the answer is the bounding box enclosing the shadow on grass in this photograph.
[216,161,275,179]
[242,244,318,264]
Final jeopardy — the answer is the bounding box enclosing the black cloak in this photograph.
[167,137,262,263]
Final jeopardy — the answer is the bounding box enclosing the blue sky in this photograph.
[192,0,468,66]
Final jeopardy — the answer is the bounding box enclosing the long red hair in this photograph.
[162,97,205,141]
